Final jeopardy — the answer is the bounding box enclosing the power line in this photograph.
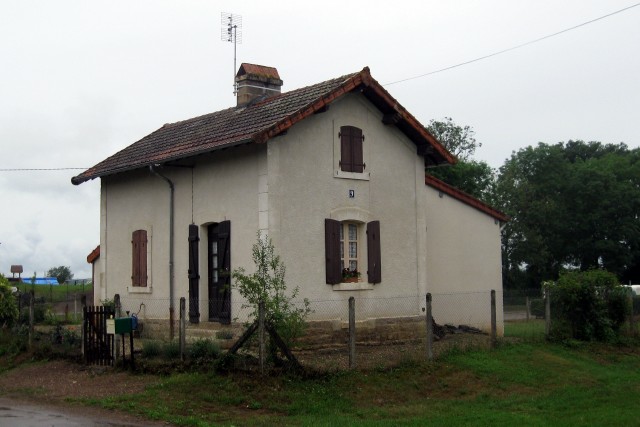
[384,2,640,86]
[0,167,88,171]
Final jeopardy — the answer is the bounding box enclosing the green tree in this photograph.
[232,233,311,349]
[495,141,640,289]
[47,266,73,284]
[0,275,19,328]
[426,117,496,202]
[427,117,480,160]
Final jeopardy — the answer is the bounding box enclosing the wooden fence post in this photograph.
[426,293,433,361]
[180,297,186,361]
[349,297,355,369]
[544,285,551,338]
[258,301,265,375]
[490,290,497,349]
[525,296,531,322]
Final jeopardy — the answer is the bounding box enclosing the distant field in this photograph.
[14,282,93,303]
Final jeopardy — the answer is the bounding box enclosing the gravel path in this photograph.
[0,360,170,426]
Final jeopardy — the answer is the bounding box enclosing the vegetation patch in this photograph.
[58,341,640,426]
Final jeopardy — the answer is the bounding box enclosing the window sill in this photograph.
[128,286,152,294]
[335,170,370,181]
[332,282,374,291]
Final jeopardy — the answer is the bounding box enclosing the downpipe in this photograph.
[149,165,175,340]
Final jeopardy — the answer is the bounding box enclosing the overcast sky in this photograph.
[1,1,639,280]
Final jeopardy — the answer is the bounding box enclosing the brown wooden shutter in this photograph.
[367,221,381,284]
[131,230,148,287]
[188,224,200,323]
[340,126,364,173]
[218,220,231,322]
[351,127,364,173]
[325,218,341,284]
[132,232,139,286]
[340,126,353,172]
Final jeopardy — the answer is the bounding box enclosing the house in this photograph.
[74,64,507,340]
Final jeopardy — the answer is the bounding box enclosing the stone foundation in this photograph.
[297,315,429,348]
[135,315,434,349]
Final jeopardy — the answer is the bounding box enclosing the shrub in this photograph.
[189,338,221,361]
[100,298,115,311]
[141,340,162,358]
[549,270,629,342]
[19,305,46,324]
[162,340,181,360]
[0,276,19,328]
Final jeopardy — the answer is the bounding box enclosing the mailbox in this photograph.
[106,318,115,335]
[115,317,133,334]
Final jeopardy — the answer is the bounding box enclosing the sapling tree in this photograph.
[0,275,19,328]
[232,232,311,348]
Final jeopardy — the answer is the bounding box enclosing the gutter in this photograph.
[149,165,176,340]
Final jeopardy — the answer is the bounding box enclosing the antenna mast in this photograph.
[221,12,242,96]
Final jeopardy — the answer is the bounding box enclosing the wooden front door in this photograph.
[208,221,231,323]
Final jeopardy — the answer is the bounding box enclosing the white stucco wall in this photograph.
[266,94,426,320]
[97,144,264,321]
[425,184,504,334]
[95,91,503,332]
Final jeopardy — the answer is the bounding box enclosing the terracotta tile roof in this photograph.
[425,174,509,223]
[72,67,454,185]
[237,63,280,80]
[87,245,100,264]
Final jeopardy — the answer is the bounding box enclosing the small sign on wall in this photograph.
[348,190,355,198]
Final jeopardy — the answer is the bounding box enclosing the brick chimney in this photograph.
[235,63,283,107]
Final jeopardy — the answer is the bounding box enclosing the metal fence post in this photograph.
[258,301,265,375]
[349,297,356,369]
[28,290,34,350]
[180,297,186,361]
[426,293,433,361]
[81,295,87,357]
[628,290,636,337]
[114,294,121,364]
[490,290,497,349]
[544,285,551,338]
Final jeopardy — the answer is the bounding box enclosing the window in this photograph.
[340,223,360,280]
[325,219,381,285]
[131,229,148,287]
[340,126,364,173]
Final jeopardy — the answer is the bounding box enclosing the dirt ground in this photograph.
[0,359,171,426]
[294,333,493,371]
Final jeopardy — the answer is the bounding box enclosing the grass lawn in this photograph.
[74,340,640,426]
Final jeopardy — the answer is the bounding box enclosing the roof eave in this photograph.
[425,174,509,223]
[71,137,255,185]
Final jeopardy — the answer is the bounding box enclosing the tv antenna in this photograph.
[221,12,242,96]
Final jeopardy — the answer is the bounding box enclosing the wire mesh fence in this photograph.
[106,290,500,370]
[12,283,638,371]
[14,283,94,325]
[503,288,547,342]
[502,287,639,341]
